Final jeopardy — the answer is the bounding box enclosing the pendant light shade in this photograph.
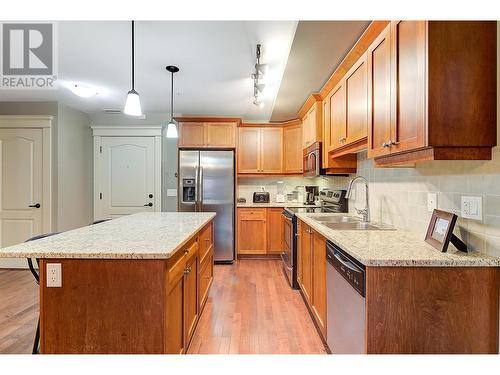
[166,65,179,139]
[166,121,178,138]
[124,89,142,116]
[124,21,142,117]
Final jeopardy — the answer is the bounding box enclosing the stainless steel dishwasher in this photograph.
[326,240,366,354]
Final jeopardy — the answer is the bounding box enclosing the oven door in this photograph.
[281,212,294,286]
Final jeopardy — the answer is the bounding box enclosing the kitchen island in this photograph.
[0,212,216,354]
[296,213,500,354]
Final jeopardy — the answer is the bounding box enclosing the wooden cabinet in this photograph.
[237,207,287,256]
[260,128,283,173]
[298,220,327,339]
[367,23,392,158]
[302,100,322,148]
[238,127,283,174]
[178,119,237,148]
[296,220,303,285]
[184,246,199,344]
[198,222,214,311]
[266,208,283,254]
[311,231,326,337]
[300,222,312,303]
[371,21,497,166]
[283,124,303,173]
[345,53,368,147]
[236,208,267,254]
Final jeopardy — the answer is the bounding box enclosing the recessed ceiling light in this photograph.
[70,84,98,98]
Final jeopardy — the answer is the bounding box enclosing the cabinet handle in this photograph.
[382,142,389,147]
[390,140,399,146]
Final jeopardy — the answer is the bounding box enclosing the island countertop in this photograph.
[296,213,500,267]
[0,212,216,260]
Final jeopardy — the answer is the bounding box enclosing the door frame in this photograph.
[0,115,53,235]
[91,126,163,220]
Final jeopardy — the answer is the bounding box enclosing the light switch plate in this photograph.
[46,263,62,287]
[166,188,177,197]
[461,196,483,220]
[427,193,437,212]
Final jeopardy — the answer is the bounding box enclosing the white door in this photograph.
[0,128,45,267]
[97,136,158,219]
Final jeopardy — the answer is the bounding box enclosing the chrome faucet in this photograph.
[346,176,370,223]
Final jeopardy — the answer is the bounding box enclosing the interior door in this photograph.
[99,136,157,219]
[0,128,44,267]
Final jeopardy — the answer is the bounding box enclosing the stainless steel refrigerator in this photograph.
[178,150,235,263]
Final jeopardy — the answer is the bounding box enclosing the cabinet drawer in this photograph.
[199,252,213,309]
[238,208,266,220]
[199,222,213,264]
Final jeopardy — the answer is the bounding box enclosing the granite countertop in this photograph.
[237,202,320,208]
[296,213,500,267]
[0,212,216,260]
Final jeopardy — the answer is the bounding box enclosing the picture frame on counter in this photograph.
[425,209,467,253]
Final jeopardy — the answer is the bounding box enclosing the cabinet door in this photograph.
[322,98,331,166]
[345,54,368,145]
[198,221,213,264]
[184,251,198,345]
[330,82,347,150]
[237,209,267,254]
[283,125,303,173]
[206,122,236,148]
[260,128,283,173]
[302,112,311,148]
[178,122,205,148]
[296,220,303,285]
[237,128,261,173]
[166,259,185,354]
[367,24,392,158]
[198,251,213,311]
[303,106,318,148]
[300,223,312,303]
[311,231,327,337]
[390,21,426,153]
[267,208,283,254]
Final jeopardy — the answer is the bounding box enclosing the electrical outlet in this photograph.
[427,193,437,212]
[46,263,62,287]
[461,196,482,220]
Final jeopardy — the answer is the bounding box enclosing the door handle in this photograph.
[29,203,41,208]
[144,202,153,207]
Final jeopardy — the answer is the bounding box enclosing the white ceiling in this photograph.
[0,21,297,121]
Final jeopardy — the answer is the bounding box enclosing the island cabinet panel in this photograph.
[311,231,327,338]
[300,223,313,303]
[166,261,186,354]
[39,259,166,354]
[365,266,500,354]
[184,246,199,345]
[198,252,213,311]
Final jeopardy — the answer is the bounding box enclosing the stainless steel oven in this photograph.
[303,141,322,177]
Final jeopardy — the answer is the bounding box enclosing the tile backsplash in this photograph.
[349,149,500,258]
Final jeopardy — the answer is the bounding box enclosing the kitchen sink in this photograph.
[312,215,395,230]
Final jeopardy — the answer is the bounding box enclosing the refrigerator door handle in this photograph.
[199,166,204,211]
[194,165,199,212]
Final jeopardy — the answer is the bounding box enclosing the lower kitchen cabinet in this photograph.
[198,222,214,311]
[298,220,327,339]
[237,207,286,256]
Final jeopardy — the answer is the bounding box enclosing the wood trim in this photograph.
[239,119,302,128]
[373,146,492,166]
[174,117,241,125]
[90,125,163,137]
[297,93,322,119]
[319,21,390,99]
[330,137,367,158]
[0,115,53,128]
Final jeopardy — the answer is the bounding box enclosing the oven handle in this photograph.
[280,252,293,271]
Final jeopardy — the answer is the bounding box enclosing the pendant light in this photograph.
[166,65,179,138]
[124,20,142,116]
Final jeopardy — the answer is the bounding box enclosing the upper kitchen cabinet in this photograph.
[344,53,368,148]
[283,121,303,174]
[260,127,283,173]
[238,126,261,173]
[177,118,238,148]
[299,94,323,149]
[370,21,497,166]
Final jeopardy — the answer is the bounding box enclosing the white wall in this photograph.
[57,104,93,231]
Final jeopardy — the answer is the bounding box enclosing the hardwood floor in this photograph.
[187,259,327,354]
[0,260,326,354]
[0,269,39,354]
